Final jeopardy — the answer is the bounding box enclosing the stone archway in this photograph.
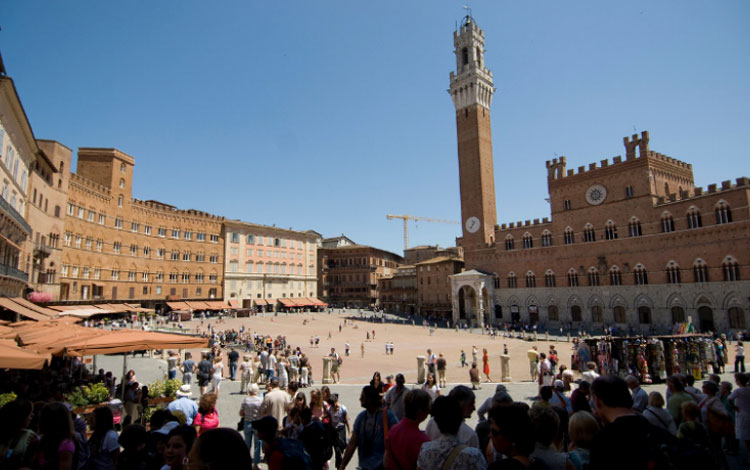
[698,306,714,332]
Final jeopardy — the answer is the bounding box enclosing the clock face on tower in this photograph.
[585,184,607,206]
[465,216,481,233]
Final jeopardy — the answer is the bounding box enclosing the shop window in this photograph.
[571,305,582,322]
[728,307,746,329]
[638,306,652,324]
[671,306,685,323]
[613,306,626,324]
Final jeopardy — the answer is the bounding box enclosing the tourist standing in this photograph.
[240,384,264,467]
[181,352,195,386]
[417,396,486,469]
[422,373,440,402]
[735,342,746,373]
[384,374,408,421]
[469,363,481,390]
[228,348,240,381]
[424,385,479,448]
[527,346,540,382]
[338,386,398,470]
[260,378,291,430]
[193,393,219,437]
[728,372,750,462]
[642,391,676,435]
[196,353,212,396]
[626,376,648,413]
[210,357,223,395]
[168,385,199,425]
[384,389,431,470]
[239,354,253,393]
[167,351,179,381]
[482,348,492,383]
[437,353,447,388]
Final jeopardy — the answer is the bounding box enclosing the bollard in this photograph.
[500,355,512,382]
[322,357,332,384]
[533,331,538,342]
[417,355,426,384]
[545,331,549,342]
[566,332,571,342]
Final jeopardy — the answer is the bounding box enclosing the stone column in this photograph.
[322,357,332,384]
[417,356,426,384]
[500,355,512,382]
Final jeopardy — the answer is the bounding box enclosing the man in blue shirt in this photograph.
[167,385,198,425]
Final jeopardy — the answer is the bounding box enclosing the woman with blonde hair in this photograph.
[568,411,600,470]
[210,356,224,395]
[309,389,328,421]
[643,391,677,434]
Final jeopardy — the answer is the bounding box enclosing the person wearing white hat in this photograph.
[168,385,198,425]
[549,379,573,415]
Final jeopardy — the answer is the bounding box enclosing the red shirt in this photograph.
[385,418,430,470]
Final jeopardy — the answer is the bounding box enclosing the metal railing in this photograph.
[0,262,28,282]
[0,197,32,234]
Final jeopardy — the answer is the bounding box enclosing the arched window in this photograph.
[661,211,675,233]
[571,305,582,322]
[613,306,627,323]
[522,233,533,249]
[583,224,596,242]
[461,47,469,67]
[548,305,559,321]
[505,234,515,251]
[541,230,552,247]
[634,264,648,285]
[715,201,732,224]
[117,195,123,207]
[525,271,536,288]
[604,220,618,240]
[729,307,746,329]
[507,272,517,288]
[687,207,702,229]
[609,266,622,286]
[666,261,681,284]
[628,217,642,237]
[672,306,685,323]
[693,259,709,283]
[638,306,652,324]
[722,256,740,281]
[544,270,556,288]
[567,268,579,287]
[591,305,603,323]
[564,227,575,245]
[588,267,600,286]
[256,262,264,274]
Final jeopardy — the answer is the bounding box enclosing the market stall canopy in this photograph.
[62,330,209,356]
[204,301,231,310]
[254,299,268,306]
[227,299,241,308]
[166,301,190,311]
[54,307,117,319]
[0,340,50,369]
[10,298,60,317]
[0,297,56,322]
[124,303,153,313]
[185,301,211,310]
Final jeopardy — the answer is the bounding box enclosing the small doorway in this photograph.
[698,306,715,332]
[511,305,520,322]
[528,305,539,325]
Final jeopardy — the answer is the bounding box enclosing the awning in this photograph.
[95,304,131,313]
[0,298,52,322]
[10,298,59,317]
[306,297,328,306]
[123,303,153,313]
[278,298,296,307]
[0,341,50,369]
[254,299,268,306]
[185,301,211,310]
[204,301,231,310]
[57,308,116,319]
[166,301,190,310]
[228,299,241,308]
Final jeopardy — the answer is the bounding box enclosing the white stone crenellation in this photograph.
[449,16,495,111]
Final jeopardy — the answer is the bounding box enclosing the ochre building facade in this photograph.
[61,148,224,302]
[449,16,750,334]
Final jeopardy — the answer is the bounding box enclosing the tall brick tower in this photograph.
[450,15,497,250]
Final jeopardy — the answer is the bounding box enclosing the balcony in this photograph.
[34,243,52,259]
[0,262,29,282]
[0,197,31,234]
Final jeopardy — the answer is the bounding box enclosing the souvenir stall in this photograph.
[582,334,718,383]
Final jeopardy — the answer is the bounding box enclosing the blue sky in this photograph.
[3,1,749,256]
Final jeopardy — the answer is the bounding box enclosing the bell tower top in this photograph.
[449,15,494,111]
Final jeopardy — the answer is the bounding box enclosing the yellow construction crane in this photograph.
[386,214,459,250]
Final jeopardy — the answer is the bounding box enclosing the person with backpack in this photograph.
[253,416,312,470]
[329,348,342,384]
[300,407,332,470]
[338,385,398,470]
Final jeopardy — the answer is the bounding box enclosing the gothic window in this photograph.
[604,221,618,240]
[571,305,582,322]
[687,207,702,229]
[715,201,732,224]
[628,217,642,237]
[525,271,536,288]
[666,261,681,284]
[563,199,571,211]
[591,305,603,323]
[476,47,482,67]
[583,224,596,243]
[614,306,627,323]
[507,272,517,289]
[505,235,515,251]
[522,233,533,249]
[661,212,675,233]
[541,230,552,247]
[633,264,648,285]
[493,275,500,288]
[722,257,740,281]
[729,307,746,329]
[548,305,559,321]
[638,306,652,324]
[609,266,622,286]
[544,270,556,288]
[672,306,685,323]
[693,259,709,283]
[567,269,579,287]
[461,47,469,67]
[588,267,600,286]
[564,227,575,245]
[625,186,634,198]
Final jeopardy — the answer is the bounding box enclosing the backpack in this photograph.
[336,356,343,366]
[276,438,312,470]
